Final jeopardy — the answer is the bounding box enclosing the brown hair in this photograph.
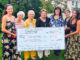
[72,10,79,19]
[2,4,13,16]
[1,4,13,21]
[54,7,62,17]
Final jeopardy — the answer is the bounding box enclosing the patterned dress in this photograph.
[50,15,64,27]
[65,19,80,60]
[78,33,80,58]
[2,21,21,60]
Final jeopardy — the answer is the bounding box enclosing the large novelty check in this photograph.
[17,27,65,51]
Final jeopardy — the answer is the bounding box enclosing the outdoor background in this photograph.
[0,0,80,60]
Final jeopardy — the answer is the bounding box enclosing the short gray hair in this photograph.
[17,11,25,18]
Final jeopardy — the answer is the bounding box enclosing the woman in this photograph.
[64,9,71,27]
[15,11,25,60]
[50,7,64,57]
[36,9,50,60]
[64,9,71,43]
[15,11,25,28]
[24,10,36,60]
[65,10,80,60]
[1,4,21,60]
[78,13,80,60]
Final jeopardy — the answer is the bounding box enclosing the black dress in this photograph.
[65,17,72,44]
[65,17,72,35]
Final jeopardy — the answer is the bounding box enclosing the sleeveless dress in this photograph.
[65,19,80,60]
[2,21,21,60]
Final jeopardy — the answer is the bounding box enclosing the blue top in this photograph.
[50,15,65,27]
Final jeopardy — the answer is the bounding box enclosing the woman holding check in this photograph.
[24,10,36,60]
[36,9,50,60]
[49,7,64,57]
[65,10,80,60]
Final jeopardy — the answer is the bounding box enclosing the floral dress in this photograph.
[78,33,80,58]
[2,21,21,60]
[65,20,80,60]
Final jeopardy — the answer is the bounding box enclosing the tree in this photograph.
[41,0,54,13]
[22,0,43,18]
[11,0,42,18]
[0,2,5,33]
[0,0,42,18]
[0,0,42,32]
[53,0,67,11]
[41,0,68,13]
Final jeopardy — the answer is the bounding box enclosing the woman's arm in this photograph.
[1,16,16,36]
[65,20,80,38]
[65,27,70,31]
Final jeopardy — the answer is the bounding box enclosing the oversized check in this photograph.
[17,27,65,51]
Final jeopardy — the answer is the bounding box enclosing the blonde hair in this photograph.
[40,9,47,14]
[17,11,25,18]
[65,9,70,13]
[28,10,35,16]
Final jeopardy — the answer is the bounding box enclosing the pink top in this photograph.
[15,20,24,28]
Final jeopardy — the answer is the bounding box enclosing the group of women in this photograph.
[1,4,80,60]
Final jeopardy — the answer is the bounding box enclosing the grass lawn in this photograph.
[0,33,68,60]
[0,33,2,60]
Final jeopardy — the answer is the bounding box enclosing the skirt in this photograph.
[65,34,80,59]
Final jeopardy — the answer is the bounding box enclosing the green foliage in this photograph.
[0,8,3,20]
[0,0,42,32]
[28,0,43,18]
[0,0,42,19]
[0,3,4,33]
[41,0,54,13]
[0,22,1,33]
[12,0,42,19]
